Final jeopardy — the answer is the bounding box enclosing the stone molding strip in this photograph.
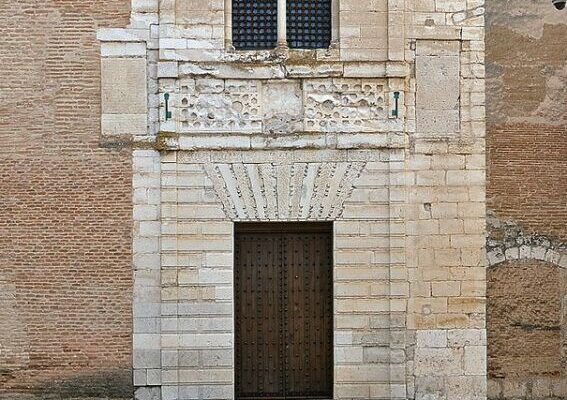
[156,132,407,151]
[171,61,410,79]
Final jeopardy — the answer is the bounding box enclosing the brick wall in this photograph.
[486,2,567,399]
[486,2,567,242]
[0,1,133,398]
[487,124,567,242]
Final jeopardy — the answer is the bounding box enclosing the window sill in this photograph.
[176,59,409,80]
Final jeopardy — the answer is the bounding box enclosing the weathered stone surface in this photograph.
[203,161,366,221]
[414,347,464,376]
[96,1,487,400]
[416,44,461,135]
[177,78,262,133]
[102,58,147,114]
[486,1,567,127]
[174,76,393,136]
[262,80,304,134]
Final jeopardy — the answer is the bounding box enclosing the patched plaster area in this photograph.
[486,3,567,126]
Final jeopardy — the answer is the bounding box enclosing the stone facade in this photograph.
[0,0,492,399]
[4,1,567,400]
[156,151,406,400]
[97,0,486,399]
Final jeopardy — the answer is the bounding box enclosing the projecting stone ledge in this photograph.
[154,132,407,151]
[175,61,409,79]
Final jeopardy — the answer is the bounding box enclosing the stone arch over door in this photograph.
[203,161,366,222]
[158,150,407,400]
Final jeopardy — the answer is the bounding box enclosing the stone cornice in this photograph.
[170,61,410,80]
[155,132,408,152]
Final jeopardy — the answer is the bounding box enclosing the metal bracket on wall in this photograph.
[164,93,172,121]
[391,91,400,118]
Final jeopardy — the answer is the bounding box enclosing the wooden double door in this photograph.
[235,223,333,400]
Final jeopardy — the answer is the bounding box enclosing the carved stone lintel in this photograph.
[204,161,366,221]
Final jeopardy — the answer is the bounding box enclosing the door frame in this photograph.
[233,222,335,400]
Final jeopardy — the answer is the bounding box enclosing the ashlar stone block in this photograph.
[415,41,461,135]
[102,58,147,114]
[262,80,304,134]
[414,347,463,376]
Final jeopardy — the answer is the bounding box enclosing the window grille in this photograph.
[287,0,331,49]
[232,0,278,50]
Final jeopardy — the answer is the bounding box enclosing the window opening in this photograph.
[287,0,332,49]
[232,0,278,50]
[231,0,332,50]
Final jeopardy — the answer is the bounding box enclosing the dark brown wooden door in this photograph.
[235,223,333,400]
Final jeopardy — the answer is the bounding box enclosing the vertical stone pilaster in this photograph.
[98,2,161,398]
[98,27,148,143]
[387,0,405,61]
[160,156,234,400]
[334,159,392,399]
[133,149,162,400]
[224,0,233,49]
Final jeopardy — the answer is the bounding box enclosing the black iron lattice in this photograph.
[232,0,278,50]
[287,0,331,49]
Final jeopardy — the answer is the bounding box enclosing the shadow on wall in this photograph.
[0,369,132,400]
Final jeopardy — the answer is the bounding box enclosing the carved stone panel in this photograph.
[175,77,391,135]
[178,78,263,133]
[262,81,304,134]
[203,161,366,221]
[304,78,388,133]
